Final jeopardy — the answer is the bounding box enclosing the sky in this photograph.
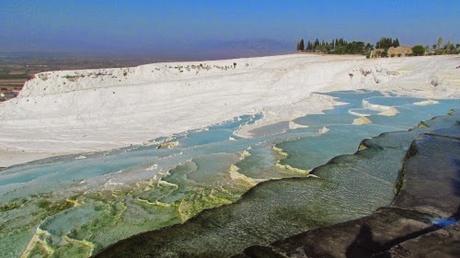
[1,0,459,58]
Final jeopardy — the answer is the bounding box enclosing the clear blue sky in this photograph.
[1,0,459,57]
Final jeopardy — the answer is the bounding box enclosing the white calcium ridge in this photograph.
[1,54,460,167]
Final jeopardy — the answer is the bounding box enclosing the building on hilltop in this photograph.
[370,46,413,58]
[388,46,413,57]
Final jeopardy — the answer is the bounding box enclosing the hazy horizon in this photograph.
[1,0,459,59]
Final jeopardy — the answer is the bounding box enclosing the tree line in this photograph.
[296,38,372,54]
[296,37,460,57]
[398,37,460,56]
[426,37,460,55]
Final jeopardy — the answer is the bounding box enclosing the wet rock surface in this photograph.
[95,112,460,258]
[237,121,460,258]
[393,133,460,217]
[386,224,460,258]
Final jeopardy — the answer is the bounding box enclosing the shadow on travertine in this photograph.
[238,124,460,258]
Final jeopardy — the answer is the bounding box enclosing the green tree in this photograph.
[297,39,305,51]
[314,38,320,49]
[436,37,444,49]
[412,45,426,56]
[446,42,456,54]
[306,41,313,51]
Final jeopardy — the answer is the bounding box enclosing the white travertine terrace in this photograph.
[1,54,459,167]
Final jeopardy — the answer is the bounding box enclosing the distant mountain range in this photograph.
[191,39,292,59]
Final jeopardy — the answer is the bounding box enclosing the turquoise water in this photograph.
[278,91,459,171]
[0,90,459,258]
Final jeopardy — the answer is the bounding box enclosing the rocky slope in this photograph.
[236,115,460,258]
